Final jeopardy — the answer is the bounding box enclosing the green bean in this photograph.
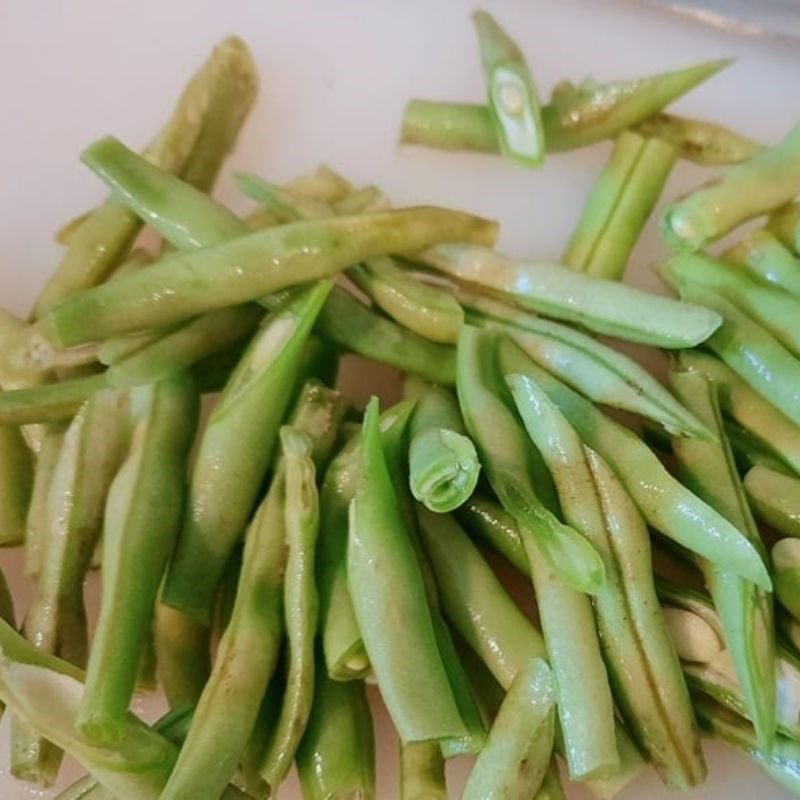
[677,284,800,429]
[163,283,330,621]
[666,251,800,358]
[13,388,129,786]
[723,229,800,297]
[633,112,761,165]
[694,695,800,795]
[42,208,496,348]
[679,349,800,476]
[725,421,790,476]
[508,371,705,788]
[424,244,721,348]
[463,658,555,800]
[563,130,676,280]
[0,423,33,547]
[333,185,385,214]
[458,326,605,593]
[774,540,800,622]
[77,373,198,743]
[472,10,544,167]
[769,202,800,255]
[497,337,771,589]
[669,369,776,752]
[663,123,800,251]
[461,290,711,439]
[107,304,263,388]
[456,493,528,574]
[235,172,335,222]
[744,465,800,537]
[347,397,466,743]
[349,256,464,344]
[285,165,353,203]
[406,377,479,513]
[163,384,343,800]
[153,599,210,710]
[31,37,257,319]
[54,211,92,247]
[0,372,109,425]
[400,59,729,154]
[535,760,566,800]
[258,428,321,792]
[296,661,375,800]
[400,742,447,799]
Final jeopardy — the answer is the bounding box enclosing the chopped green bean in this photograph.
[457,326,606,594]
[769,202,800,255]
[424,244,721,348]
[774,540,800,622]
[77,373,198,744]
[663,123,800,251]
[285,165,353,203]
[0,373,109,425]
[456,493,528,574]
[400,742,447,799]
[723,229,800,297]
[333,185,385,214]
[463,658,555,800]
[0,424,33,548]
[563,130,676,280]
[498,338,771,589]
[235,172,335,222]
[744,465,800,537]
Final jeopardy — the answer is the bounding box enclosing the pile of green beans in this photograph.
[4,12,800,800]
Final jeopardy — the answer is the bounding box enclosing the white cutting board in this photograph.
[0,0,798,797]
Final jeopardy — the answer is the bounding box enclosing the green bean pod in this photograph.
[42,208,496,348]
[497,337,771,589]
[77,373,198,744]
[668,369,776,753]
[663,123,800,251]
[563,130,676,280]
[347,397,466,744]
[349,256,464,344]
[296,664,375,800]
[461,291,710,439]
[0,373,110,425]
[744,465,800,537]
[463,658,555,800]
[508,372,705,789]
[284,165,353,203]
[163,282,330,621]
[425,244,721,348]
[259,428,321,792]
[400,742,447,800]
[458,325,605,593]
[400,59,729,154]
[723,229,800,297]
[769,202,800,255]
[774,540,800,622]
[107,304,263,388]
[235,172,336,222]
[676,284,800,430]
[633,112,761,165]
[456,494,528,574]
[535,759,566,800]
[0,424,33,547]
[666,251,800,358]
[32,36,257,318]
[679,349,800,476]
[472,10,545,167]
[333,185,385,214]
[406,378,480,513]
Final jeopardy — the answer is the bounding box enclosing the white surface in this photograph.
[0,0,798,797]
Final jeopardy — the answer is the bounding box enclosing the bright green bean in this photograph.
[349,256,464,344]
[296,662,375,800]
[41,208,496,348]
[679,349,800,476]
[0,373,109,425]
[456,493,528,574]
[663,123,800,251]
[669,368,776,752]
[406,378,480,513]
[0,424,33,547]
[457,326,605,593]
[563,130,676,280]
[163,283,329,621]
[769,202,800,255]
[723,229,800,297]
[32,37,257,319]
[424,244,721,348]
[259,428,321,792]
[472,10,544,167]
[677,284,800,429]
[463,658,555,800]
[666,251,800,358]
[498,337,771,589]
[347,397,466,743]
[634,112,761,165]
[400,742,447,799]
[774,539,800,622]
[77,373,198,743]
[461,290,711,438]
[508,372,705,788]
[744,465,800,537]
[400,59,729,154]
